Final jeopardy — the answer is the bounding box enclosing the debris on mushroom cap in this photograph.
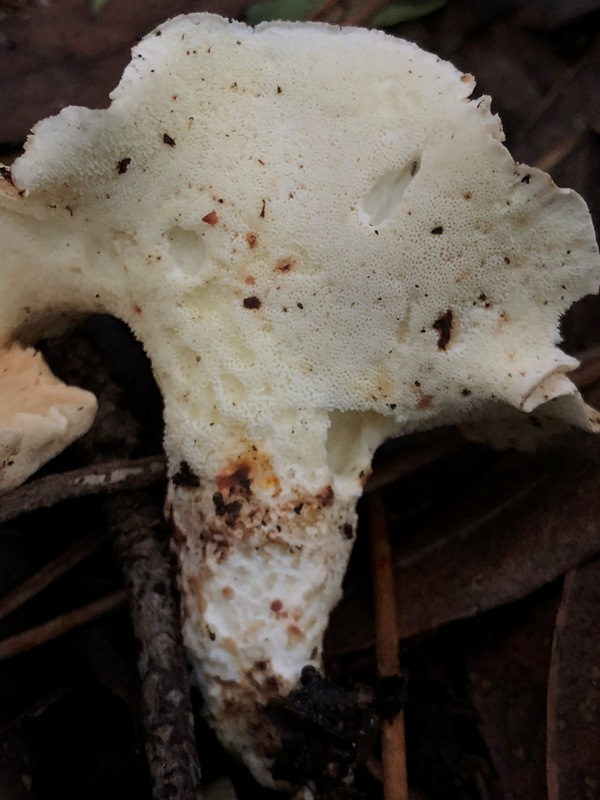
[0,345,97,491]
[0,12,599,789]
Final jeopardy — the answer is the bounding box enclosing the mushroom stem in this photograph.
[168,474,358,787]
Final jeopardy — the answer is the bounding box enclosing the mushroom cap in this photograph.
[3,14,598,494]
[0,13,599,788]
[0,345,97,491]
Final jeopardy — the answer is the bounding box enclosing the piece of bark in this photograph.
[463,588,560,800]
[107,493,202,800]
[547,556,600,800]
[326,434,600,656]
[0,456,166,526]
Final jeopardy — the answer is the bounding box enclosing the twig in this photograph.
[368,490,409,800]
[367,755,384,782]
[0,455,166,526]
[0,589,127,660]
[0,530,105,621]
[366,429,462,494]
[532,130,586,173]
[516,56,590,144]
[345,0,391,26]
[307,0,339,21]
[107,493,202,800]
[571,347,600,392]
[308,0,392,25]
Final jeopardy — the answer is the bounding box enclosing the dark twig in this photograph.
[368,491,409,800]
[0,530,105,621]
[0,589,127,660]
[0,455,166,526]
[107,492,202,800]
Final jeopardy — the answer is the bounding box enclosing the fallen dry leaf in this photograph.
[463,589,560,800]
[547,556,600,800]
[327,434,600,655]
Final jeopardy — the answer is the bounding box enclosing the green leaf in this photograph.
[90,0,108,14]
[245,0,320,25]
[371,0,447,28]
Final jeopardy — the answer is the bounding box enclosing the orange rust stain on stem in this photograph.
[287,624,304,640]
[216,450,281,496]
[316,485,334,508]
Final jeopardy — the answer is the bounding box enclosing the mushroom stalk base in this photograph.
[167,476,357,787]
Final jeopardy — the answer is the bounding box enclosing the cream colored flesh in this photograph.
[0,13,598,788]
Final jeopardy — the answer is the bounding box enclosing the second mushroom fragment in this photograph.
[1,12,599,791]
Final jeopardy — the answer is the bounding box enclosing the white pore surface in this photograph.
[2,13,598,493]
[1,15,600,786]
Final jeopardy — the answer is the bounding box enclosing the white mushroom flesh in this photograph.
[0,345,97,491]
[0,13,599,786]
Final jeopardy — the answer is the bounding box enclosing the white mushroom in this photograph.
[0,13,598,789]
[0,344,97,491]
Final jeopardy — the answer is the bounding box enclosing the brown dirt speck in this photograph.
[243,296,261,310]
[276,258,294,273]
[202,210,219,225]
[172,460,200,488]
[212,492,242,521]
[316,485,335,509]
[287,625,304,640]
[417,393,434,410]
[271,600,283,615]
[432,309,454,350]
[216,464,252,495]
[341,523,354,540]
[117,157,131,174]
